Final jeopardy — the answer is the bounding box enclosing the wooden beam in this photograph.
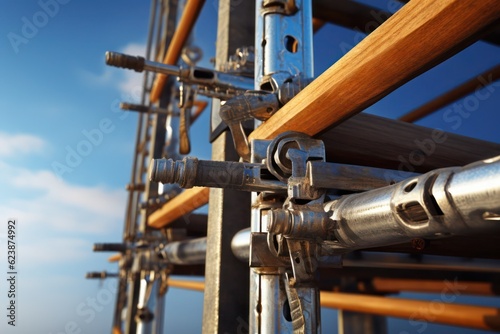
[170,264,205,276]
[312,0,392,32]
[389,0,500,46]
[367,234,500,260]
[482,23,500,46]
[361,278,497,296]
[164,279,500,330]
[250,0,500,141]
[320,113,500,172]
[319,266,500,286]
[150,0,206,103]
[108,254,122,263]
[148,113,500,228]
[192,100,208,123]
[148,187,209,228]
[168,278,205,292]
[320,291,500,331]
[399,65,500,123]
[169,213,208,236]
[312,17,326,33]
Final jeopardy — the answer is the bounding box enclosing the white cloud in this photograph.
[0,132,126,267]
[21,237,90,265]
[0,163,125,234]
[78,66,114,86]
[0,132,46,157]
[78,42,146,99]
[9,167,124,219]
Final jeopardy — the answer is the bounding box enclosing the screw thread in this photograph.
[150,159,178,184]
[149,157,199,188]
[105,51,145,72]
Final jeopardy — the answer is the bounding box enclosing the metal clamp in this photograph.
[259,132,329,334]
[220,77,312,161]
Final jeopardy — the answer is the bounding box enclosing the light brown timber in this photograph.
[147,113,500,226]
[320,291,500,331]
[250,0,500,141]
[168,278,205,292]
[150,0,206,103]
[399,65,500,123]
[362,278,496,296]
[148,187,209,228]
[319,113,500,173]
[164,279,500,330]
[108,254,122,263]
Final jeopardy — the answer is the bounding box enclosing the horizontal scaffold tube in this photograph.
[326,156,500,251]
[159,237,206,265]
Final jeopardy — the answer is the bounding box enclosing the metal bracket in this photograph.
[220,76,311,161]
[263,132,333,334]
[266,131,325,200]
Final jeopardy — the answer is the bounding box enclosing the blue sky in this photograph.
[0,0,498,333]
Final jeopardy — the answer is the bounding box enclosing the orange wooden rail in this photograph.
[108,253,122,263]
[167,279,500,331]
[150,0,206,103]
[148,187,209,228]
[168,278,205,292]
[399,64,500,122]
[249,0,499,140]
[361,278,497,296]
[321,291,500,331]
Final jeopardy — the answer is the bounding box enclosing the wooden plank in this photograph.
[320,291,500,331]
[320,113,500,172]
[150,0,206,103]
[399,64,500,123]
[202,3,254,332]
[147,113,500,228]
[147,113,500,229]
[312,18,326,33]
[192,100,208,123]
[168,276,499,296]
[367,234,500,260]
[312,0,392,31]
[363,278,497,296]
[160,279,500,330]
[108,253,122,263]
[148,187,209,228]
[390,0,500,46]
[168,278,205,292]
[482,23,500,46]
[250,0,500,141]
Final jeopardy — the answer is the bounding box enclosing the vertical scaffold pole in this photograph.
[251,0,315,333]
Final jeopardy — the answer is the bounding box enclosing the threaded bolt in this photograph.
[149,157,199,188]
[149,159,177,184]
[105,51,145,72]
